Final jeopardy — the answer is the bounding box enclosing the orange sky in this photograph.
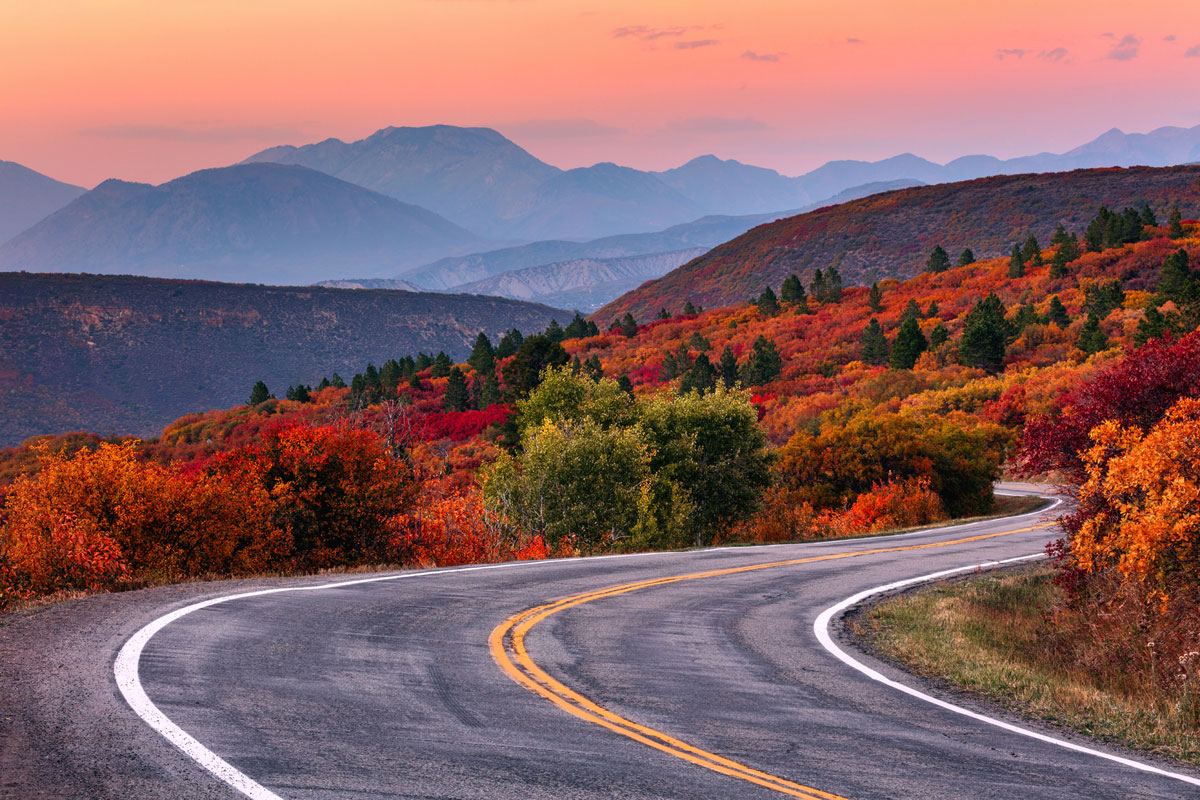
[3,0,1200,188]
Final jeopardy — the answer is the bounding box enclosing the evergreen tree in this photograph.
[431,351,452,378]
[860,318,890,366]
[867,282,883,312]
[1046,295,1070,328]
[1082,279,1125,318]
[564,313,591,339]
[248,380,271,405]
[380,359,401,393]
[781,274,805,304]
[756,286,780,317]
[330,373,346,389]
[889,317,928,370]
[408,372,422,390]
[956,248,976,267]
[444,367,471,411]
[1140,204,1158,229]
[364,363,381,393]
[1011,302,1042,333]
[316,377,331,391]
[544,319,565,343]
[468,332,496,375]
[1156,248,1198,307]
[1168,206,1185,239]
[475,371,502,407]
[1049,233,1079,279]
[739,335,783,386]
[617,375,634,395]
[1076,313,1108,354]
[926,245,951,273]
[657,308,671,320]
[620,313,638,338]
[1050,224,1072,247]
[415,352,433,371]
[496,329,523,359]
[825,267,844,302]
[925,299,939,318]
[899,298,921,323]
[683,301,697,316]
[1021,235,1043,267]
[959,293,1011,372]
[809,268,827,303]
[398,356,415,377]
[583,355,604,382]
[1133,305,1179,346]
[718,347,739,388]
[929,322,949,348]
[1008,244,1025,278]
[688,332,711,352]
[286,384,311,403]
[501,334,571,397]
[679,353,718,395]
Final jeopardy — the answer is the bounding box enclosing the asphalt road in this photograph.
[5,485,1200,799]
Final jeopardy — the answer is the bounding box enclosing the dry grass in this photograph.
[859,564,1200,765]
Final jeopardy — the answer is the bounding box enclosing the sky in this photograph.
[4,0,1200,188]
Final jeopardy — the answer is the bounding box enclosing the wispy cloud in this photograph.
[1165,35,1177,42]
[613,25,697,41]
[500,118,624,139]
[77,123,304,142]
[846,37,862,45]
[675,39,718,50]
[1107,34,1140,60]
[741,50,783,62]
[1186,44,1200,58]
[995,48,1026,60]
[1038,47,1069,62]
[665,116,768,134]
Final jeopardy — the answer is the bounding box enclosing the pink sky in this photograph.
[3,0,1200,188]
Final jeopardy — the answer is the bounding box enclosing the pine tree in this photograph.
[1046,295,1070,328]
[1076,313,1108,354]
[1140,204,1158,229]
[825,267,844,302]
[475,371,502,407]
[1021,235,1043,267]
[756,286,780,316]
[564,313,591,339]
[415,352,433,371]
[929,322,949,348]
[317,377,331,391]
[620,313,638,337]
[1157,248,1198,306]
[688,332,711,351]
[683,301,697,316]
[1050,224,1072,247]
[1133,306,1179,346]
[444,367,470,411]
[780,274,804,304]
[468,332,496,375]
[431,351,452,378]
[1008,244,1025,278]
[679,353,717,395]
[860,318,890,366]
[740,336,783,385]
[889,317,928,370]
[618,375,634,395]
[809,268,827,303]
[496,329,523,359]
[925,300,939,318]
[718,347,739,388]
[1168,206,1185,239]
[956,248,976,267]
[408,372,422,390]
[583,355,604,382]
[657,308,671,320]
[1049,233,1079,279]
[330,373,346,389]
[899,298,921,323]
[248,380,271,405]
[959,293,1011,372]
[867,282,883,312]
[544,319,565,343]
[926,245,951,273]
[380,359,401,393]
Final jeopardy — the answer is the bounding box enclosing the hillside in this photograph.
[0,163,485,284]
[451,248,707,311]
[598,166,1200,322]
[0,272,569,445]
[0,160,85,244]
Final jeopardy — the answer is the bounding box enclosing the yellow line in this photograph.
[490,521,1054,799]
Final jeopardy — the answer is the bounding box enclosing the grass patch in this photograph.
[858,564,1200,766]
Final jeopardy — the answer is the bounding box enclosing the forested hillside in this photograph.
[598,165,1200,322]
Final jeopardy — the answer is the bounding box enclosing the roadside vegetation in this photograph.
[1,206,1197,617]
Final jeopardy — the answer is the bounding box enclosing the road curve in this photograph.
[7,485,1199,799]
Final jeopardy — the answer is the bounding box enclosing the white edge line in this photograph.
[812,550,1200,786]
[114,485,1064,799]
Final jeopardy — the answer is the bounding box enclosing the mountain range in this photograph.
[597,164,1200,322]
[0,272,569,446]
[0,163,485,284]
[0,160,85,244]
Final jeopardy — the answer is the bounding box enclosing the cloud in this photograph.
[675,39,719,50]
[1038,47,1069,62]
[77,123,304,142]
[995,48,1026,60]
[1107,34,1139,60]
[1187,45,1200,58]
[665,116,768,134]
[741,50,783,62]
[846,37,862,45]
[613,25,697,41]
[499,118,625,139]
[1165,35,1176,42]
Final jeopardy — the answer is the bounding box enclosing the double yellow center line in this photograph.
[490,523,1052,799]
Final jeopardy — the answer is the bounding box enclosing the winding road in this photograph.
[7,485,1200,799]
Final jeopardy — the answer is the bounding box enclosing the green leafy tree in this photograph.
[867,282,883,312]
[860,318,890,365]
[468,333,496,375]
[739,335,783,385]
[248,380,271,405]
[638,388,771,545]
[956,248,976,267]
[926,245,950,273]
[515,367,635,436]
[889,317,928,369]
[444,367,471,411]
[1076,313,1108,354]
[959,293,1011,372]
[1047,295,1070,328]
